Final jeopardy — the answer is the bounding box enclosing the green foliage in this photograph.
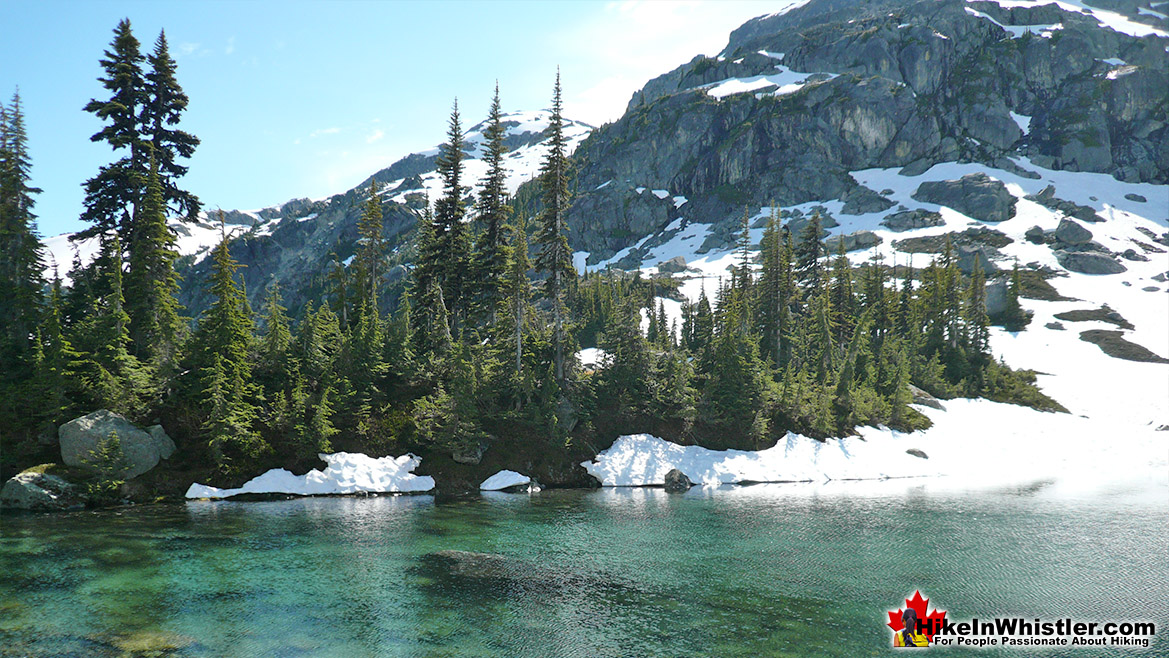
[83,430,130,506]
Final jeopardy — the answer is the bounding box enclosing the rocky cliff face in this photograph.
[565,0,1167,265]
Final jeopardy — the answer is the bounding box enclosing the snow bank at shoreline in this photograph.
[185,452,435,499]
[582,398,1169,495]
[479,470,532,491]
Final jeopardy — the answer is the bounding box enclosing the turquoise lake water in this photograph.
[2,482,1166,657]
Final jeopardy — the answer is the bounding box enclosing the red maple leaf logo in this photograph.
[887,590,947,642]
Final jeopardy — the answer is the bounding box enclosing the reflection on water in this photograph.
[2,485,1166,656]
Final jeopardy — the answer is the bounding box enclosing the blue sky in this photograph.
[1,0,783,238]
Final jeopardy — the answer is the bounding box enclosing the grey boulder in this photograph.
[1054,250,1127,275]
[663,468,694,493]
[1054,219,1092,245]
[985,280,1009,316]
[59,410,168,479]
[881,209,944,232]
[912,173,1016,223]
[0,471,84,511]
[825,230,882,253]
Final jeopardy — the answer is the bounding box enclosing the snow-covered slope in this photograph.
[580,153,1167,493]
[43,110,593,282]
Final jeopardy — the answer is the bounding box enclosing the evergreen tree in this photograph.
[429,99,471,333]
[1000,261,1028,331]
[828,241,855,344]
[79,21,199,242]
[795,211,825,294]
[125,157,182,365]
[194,220,265,470]
[78,19,148,242]
[354,180,385,309]
[505,213,531,380]
[471,82,511,325]
[142,30,200,221]
[71,235,148,415]
[533,70,575,388]
[598,299,652,408]
[0,91,45,364]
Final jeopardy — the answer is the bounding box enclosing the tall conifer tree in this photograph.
[534,70,575,387]
[472,83,511,324]
[125,157,182,364]
[430,99,471,333]
[0,91,44,364]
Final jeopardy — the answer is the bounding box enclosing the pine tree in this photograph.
[471,82,511,325]
[355,180,385,309]
[599,299,652,408]
[533,70,575,388]
[142,30,200,221]
[125,157,183,365]
[430,99,471,333]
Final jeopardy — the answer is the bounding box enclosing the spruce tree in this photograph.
[71,235,147,415]
[430,99,471,333]
[505,213,531,379]
[534,71,575,387]
[0,91,45,363]
[78,19,148,241]
[79,21,200,242]
[125,157,183,365]
[142,30,200,221]
[196,222,264,471]
[795,211,825,294]
[472,82,511,325]
[354,180,385,310]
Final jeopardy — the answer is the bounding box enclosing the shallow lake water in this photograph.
[2,481,1166,657]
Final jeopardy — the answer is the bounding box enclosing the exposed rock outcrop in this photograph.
[911,173,1016,222]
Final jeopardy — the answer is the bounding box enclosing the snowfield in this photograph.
[185,452,435,499]
[580,153,1167,496]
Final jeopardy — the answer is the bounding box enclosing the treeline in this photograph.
[1,20,1059,485]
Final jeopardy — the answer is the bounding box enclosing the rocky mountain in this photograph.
[44,0,1166,324]
[563,0,1167,266]
[45,110,593,319]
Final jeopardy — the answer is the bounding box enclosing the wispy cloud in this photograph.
[310,127,341,138]
[365,129,385,144]
[177,42,200,58]
[225,36,236,56]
